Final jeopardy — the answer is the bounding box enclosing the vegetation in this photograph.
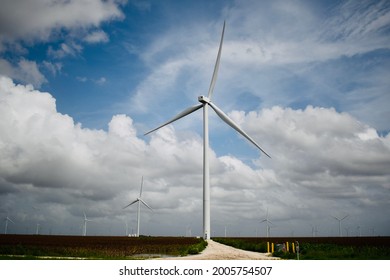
[213,237,390,260]
[213,237,268,253]
[0,234,207,259]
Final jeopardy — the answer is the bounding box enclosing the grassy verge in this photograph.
[213,237,390,260]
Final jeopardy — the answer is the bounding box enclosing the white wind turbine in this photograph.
[32,206,41,235]
[144,22,270,240]
[3,216,15,234]
[310,224,319,237]
[260,209,273,238]
[332,215,349,237]
[123,176,153,237]
[82,211,92,236]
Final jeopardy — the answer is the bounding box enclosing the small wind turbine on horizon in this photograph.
[310,224,319,237]
[332,215,349,237]
[125,219,129,236]
[260,209,273,238]
[3,216,15,234]
[83,211,92,236]
[186,225,192,237]
[123,176,153,237]
[32,206,41,235]
[144,21,270,240]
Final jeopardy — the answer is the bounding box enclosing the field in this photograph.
[0,234,207,259]
[2,235,390,260]
[213,236,390,260]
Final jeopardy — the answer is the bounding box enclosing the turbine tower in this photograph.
[144,22,270,240]
[260,209,273,238]
[3,216,15,234]
[83,211,91,236]
[123,176,153,237]
[332,215,349,237]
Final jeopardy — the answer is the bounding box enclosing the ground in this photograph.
[159,240,280,260]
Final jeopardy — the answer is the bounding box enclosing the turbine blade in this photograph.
[208,102,271,158]
[144,104,203,135]
[139,198,153,211]
[123,199,139,209]
[7,217,15,224]
[207,21,225,100]
[139,176,144,197]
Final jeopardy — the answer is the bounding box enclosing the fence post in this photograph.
[295,241,300,260]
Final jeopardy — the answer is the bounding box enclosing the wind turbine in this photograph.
[260,209,273,237]
[3,216,15,234]
[32,206,41,235]
[82,211,92,236]
[332,215,349,237]
[125,219,129,236]
[144,22,270,240]
[123,176,153,237]
[310,224,319,237]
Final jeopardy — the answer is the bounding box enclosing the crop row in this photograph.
[0,234,206,259]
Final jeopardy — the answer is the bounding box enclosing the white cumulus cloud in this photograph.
[1,76,389,236]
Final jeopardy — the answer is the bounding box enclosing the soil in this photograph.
[159,240,280,260]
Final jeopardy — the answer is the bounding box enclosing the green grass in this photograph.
[213,237,268,253]
[213,237,390,260]
[298,243,390,260]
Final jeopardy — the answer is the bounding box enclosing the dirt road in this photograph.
[159,240,280,260]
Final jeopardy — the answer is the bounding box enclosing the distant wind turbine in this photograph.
[125,219,129,236]
[3,216,15,234]
[260,209,273,238]
[186,225,192,237]
[32,206,41,235]
[332,215,349,237]
[123,176,153,237]
[144,21,270,240]
[83,211,92,236]
[310,224,319,237]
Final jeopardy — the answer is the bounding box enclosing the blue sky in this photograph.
[0,0,389,237]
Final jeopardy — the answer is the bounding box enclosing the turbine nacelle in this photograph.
[198,95,210,104]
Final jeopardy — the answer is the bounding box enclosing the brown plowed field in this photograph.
[0,235,203,258]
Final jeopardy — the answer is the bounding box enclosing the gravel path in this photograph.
[159,240,280,260]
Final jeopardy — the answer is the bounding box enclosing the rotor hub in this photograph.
[198,95,210,104]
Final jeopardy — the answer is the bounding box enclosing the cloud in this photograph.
[94,77,107,85]
[0,0,125,46]
[1,76,389,236]
[84,30,109,44]
[130,0,151,12]
[0,58,47,87]
[42,61,62,76]
[129,0,390,135]
[75,76,107,85]
[47,42,83,58]
[0,0,126,89]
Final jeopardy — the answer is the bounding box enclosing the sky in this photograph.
[0,0,389,238]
